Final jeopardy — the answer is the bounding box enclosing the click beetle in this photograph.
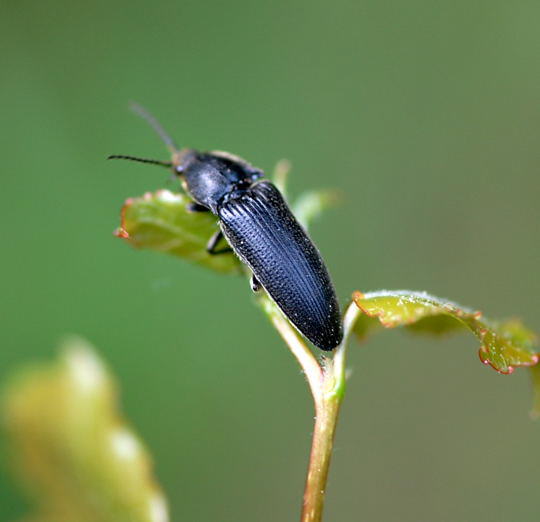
[109,105,343,350]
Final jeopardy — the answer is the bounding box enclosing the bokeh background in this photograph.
[1,1,539,520]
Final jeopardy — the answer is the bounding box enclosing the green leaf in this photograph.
[271,159,291,198]
[529,364,540,419]
[292,189,340,230]
[1,337,169,522]
[116,189,242,274]
[270,158,339,231]
[352,290,538,374]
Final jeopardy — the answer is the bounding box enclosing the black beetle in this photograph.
[110,105,343,350]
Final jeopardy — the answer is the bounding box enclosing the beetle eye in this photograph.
[175,165,185,175]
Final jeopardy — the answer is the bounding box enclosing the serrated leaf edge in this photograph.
[352,290,539,375]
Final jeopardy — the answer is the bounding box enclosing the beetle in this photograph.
[109,104,343,350]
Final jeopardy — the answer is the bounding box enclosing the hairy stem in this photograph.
[262,298,361,521]
[301,389,342,522]
[263,298,324,402]
[300,303,359,521]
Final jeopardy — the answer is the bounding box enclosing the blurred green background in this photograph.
[1,1,539,520]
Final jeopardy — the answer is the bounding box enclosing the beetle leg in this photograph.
[250,274,262,292]
[186,202,210,213]
[206,230,233,255]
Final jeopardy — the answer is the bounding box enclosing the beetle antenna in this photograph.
[107,155,173,169]
[129,102,179,153]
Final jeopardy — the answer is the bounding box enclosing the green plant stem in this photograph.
[264,298,360,522]
[265,299,324,402]
[301,303,359,521]
[301,388,342,522]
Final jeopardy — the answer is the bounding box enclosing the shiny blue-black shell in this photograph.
[180,151,343,350]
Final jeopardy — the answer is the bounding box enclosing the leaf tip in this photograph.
[352,290,365,301]
[478,349,514,374]
[115,197,135,239]
[114,227,130,239]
